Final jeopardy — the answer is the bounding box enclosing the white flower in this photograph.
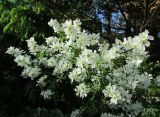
[6,46,24,56]
[50,41,64,52]
[102,46,119,63]
[45,36,54,45]
[125,102,143,116]
[102,84,131,104]
[14,55,31,67]
[63,19,80,40]
[26,37,38,54]
[48,19,54,27]
[100,113,124,117]
[47,57,57,67]
[37,45,48,54]
[138,73,151,89]
[37,75,47,87]
[47,36,59,45]
[102,84,121,104]
[76,32,90,49]
[73,19,81,31]
[39,57,48,66]
[74,31,99,49]
[53,57,72,74]
[100,113,108,117]
[48,19,61,32]
[77,49,99,69]
[75,83,90,98]
[6,46,16,55]
[6,46,15,55]
[70,109,81,117]
[21,66,41,80]
[41,90,53,99]
[138,30,149,42]
[69,68,87,83]
[148,35,154,40]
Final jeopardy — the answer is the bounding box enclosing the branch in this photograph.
[140,6,158,31]
[149,0,158,9]
[114,0,128,23]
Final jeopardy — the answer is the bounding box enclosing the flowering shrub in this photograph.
[6,19,158,116]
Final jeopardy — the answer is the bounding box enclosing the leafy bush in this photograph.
[19,107,63,117]
[0,0,53,40]
[6,19,160,116]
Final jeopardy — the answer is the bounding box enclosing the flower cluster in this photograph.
[100,113,124,117]
[6,19,156,116]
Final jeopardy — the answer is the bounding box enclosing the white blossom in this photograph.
[125,102,143,117]
[63,19,81,40]
[41,90,53,99]
[75,83,90,98]
[39,57,48,66]
[69,68,87,83]
[37,75,47,87]
[100,113,124,117]
[138,73,151,89]
[21,66,41,80]
[6,46,24,56]
[102,84,131,104]
[70,109,81,117]
[26,37,38,54]
[48,19,61,32]
[53,57,72,74]
[47,57,57,67]
[14,55,31,67]
[77,49,100,69]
